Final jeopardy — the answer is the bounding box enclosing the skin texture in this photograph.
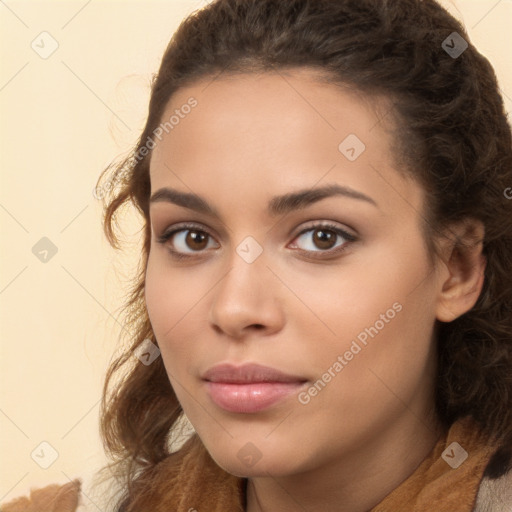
[145,69,486,512]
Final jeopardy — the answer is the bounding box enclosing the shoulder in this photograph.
[0,479,82,512]
[473,469,512,512]
[473,438,512,512]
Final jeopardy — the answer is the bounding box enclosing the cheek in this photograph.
[298,234,433,340]
[144,257,212,427]
[306,241,437,411]
[302,231,433,352]
[145,251,203,335]
[145,257,172,335]
[144,251,214,376]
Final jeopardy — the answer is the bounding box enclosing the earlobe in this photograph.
[435,219,486,323]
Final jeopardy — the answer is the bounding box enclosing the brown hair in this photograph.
[94,0,512,509]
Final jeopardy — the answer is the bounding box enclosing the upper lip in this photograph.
[202,363,307,384]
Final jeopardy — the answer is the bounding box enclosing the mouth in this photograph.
[202,363,308,413]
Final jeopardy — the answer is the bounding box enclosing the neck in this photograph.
[245,410,444,512]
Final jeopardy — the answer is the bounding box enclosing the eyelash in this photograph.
[156,222,357,261]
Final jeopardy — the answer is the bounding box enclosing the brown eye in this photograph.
[157,225,218,256]
[185,230,209,251]
[290,223,356,255]
[312,229,337,250]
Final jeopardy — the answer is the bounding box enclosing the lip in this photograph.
[202,363,308,413]
[202,363,306,383]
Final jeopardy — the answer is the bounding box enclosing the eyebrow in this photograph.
[149,183,378,218]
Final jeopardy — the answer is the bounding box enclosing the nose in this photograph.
[208,249,285,339]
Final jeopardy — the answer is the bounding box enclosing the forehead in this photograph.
[148,69,421,219]
[153,69,389,157]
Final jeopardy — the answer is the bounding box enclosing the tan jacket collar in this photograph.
[156,415,506,512]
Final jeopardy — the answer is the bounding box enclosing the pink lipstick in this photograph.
[202,363,307,413]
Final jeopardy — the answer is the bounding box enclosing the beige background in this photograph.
[0,0,511,509]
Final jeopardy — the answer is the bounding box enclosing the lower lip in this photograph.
[205,381,305,413]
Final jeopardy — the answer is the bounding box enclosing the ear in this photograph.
[435,218,486,323]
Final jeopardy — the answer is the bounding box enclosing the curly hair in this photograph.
[94,0,512,509]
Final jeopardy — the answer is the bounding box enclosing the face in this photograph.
[145,69,443,477]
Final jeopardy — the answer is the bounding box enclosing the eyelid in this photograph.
[291,220,357,240]
[156,222,219,250]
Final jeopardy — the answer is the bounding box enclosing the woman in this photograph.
[3,0,511,510]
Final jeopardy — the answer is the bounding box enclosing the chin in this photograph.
[207,446,299,478]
